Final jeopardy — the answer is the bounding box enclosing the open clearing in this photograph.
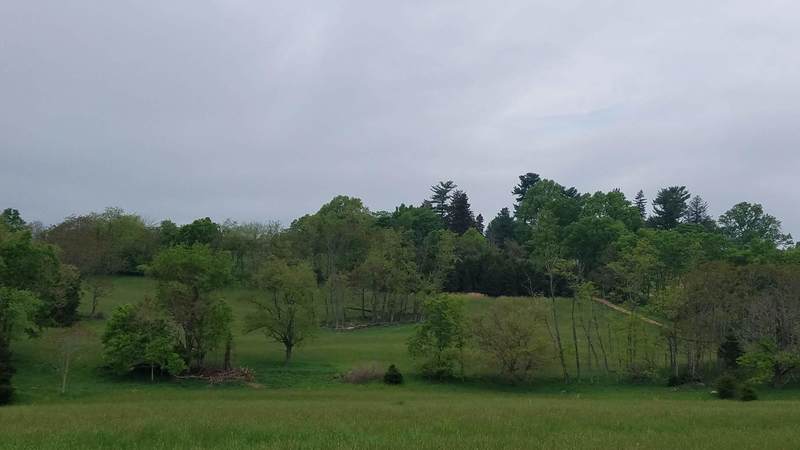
[3,276,800,449]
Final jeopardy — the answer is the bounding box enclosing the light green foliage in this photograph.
[408,295,466,379]
[516,179,580,227]
[738,339,800,386]
[244,257,318,364]
[102,300,186,378]
[420,229,456,289]
[471,298,548,381]
[719,202,793,248]
[0,288,40,341]
[581,190,643,231]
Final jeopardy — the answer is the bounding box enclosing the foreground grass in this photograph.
[3,385,800,449]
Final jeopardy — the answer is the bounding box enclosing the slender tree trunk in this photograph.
[571,296,581,382]
[284,344,293,365]
[90,290,98,317]
[223,333,232,370]
[549,273,569,383]
[61,355,70,394]
[361,288,366,319]
[150,364,155,382]
[591,302,609,374]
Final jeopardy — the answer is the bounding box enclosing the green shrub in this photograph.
[740,384,758,401]
[715,374,738,399]
[384,364,403,385]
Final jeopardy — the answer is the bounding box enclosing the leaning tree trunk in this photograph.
[548,273,569,383]
[571,296,581,382]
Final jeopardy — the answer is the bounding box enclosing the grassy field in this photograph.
[2,276,800,449]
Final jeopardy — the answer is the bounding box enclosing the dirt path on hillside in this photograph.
[590,297,667,329]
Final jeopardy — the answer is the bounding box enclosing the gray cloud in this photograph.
[2,0,798,236]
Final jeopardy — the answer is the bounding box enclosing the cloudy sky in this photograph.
[2,1,798,235]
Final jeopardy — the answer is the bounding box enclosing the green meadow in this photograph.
[3,276,800,449]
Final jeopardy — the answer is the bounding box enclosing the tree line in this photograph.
[2,172,799,403]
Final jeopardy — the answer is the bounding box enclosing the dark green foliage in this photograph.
[718,335,743,370]
[383,364,404,385]
[475,214,484,235]
[38,264,82,327]
[512,172,541,207]
[0,338,14,405]
[430,181,457,220]
[649,186,690,230]
[378,204,443,248]
[45,208,159,275]
[446,190,476,235]
[634,190,647,220]
[715,374,738,399]
[486,207,515,247]
[0,208,26,232]
[158,220,180,247]
[740,384,758,401]
[177,217,222,247]
[685,196,714,228]
[148,244,233,370]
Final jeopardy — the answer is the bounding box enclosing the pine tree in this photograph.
[430,181,457,221]
[486,207,515,247]
[475,214,485,235]
[649,186,690,230]
[512,173,541,213]
[685,195,711,226]
[447,190,475,235]
[634,190,647,220]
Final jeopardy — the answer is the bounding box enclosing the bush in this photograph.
[342,363,382,384]
[715,374,738,399]
[384,364,403,385]
[624,363,657,384]
[408,296,466,381]
[0,382,11,405]
[740,384,758,401]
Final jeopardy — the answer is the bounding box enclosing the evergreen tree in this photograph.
[685,195,712,226]
[447,190,475,235]
[0,209,26,232]
[512,173,541,213]
[475,214,485,235]
[429,181,457,221]
[486,207,515,247]
[634,190,647,220]
[649,186,690,229]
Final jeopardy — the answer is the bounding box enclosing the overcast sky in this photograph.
[2,1,798,236]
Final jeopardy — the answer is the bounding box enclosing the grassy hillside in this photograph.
[3,276,800,449]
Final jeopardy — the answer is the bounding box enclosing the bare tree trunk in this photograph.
[548,273,569,383]
[571,296,581,382]
[223,333,232,370]
[284,344,293,365]
[61,355,70,394]
[361,288,366,319]
[591,302,609,374]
